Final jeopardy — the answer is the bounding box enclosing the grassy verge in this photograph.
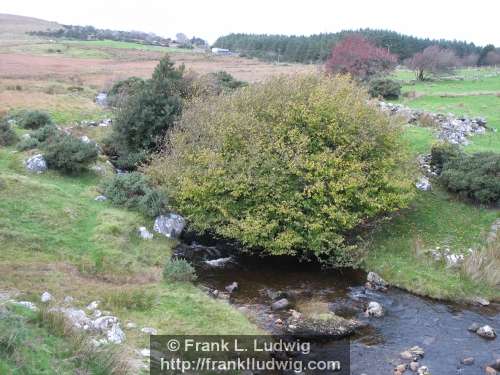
[364,68,500,302]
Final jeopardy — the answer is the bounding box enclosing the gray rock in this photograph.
[80,136,91,144]
[40,292,52,303]
[94,195,107,202]
[141,327,158,335]
[364,301,384,318]
[367,271,387,288]
[461,357,474,365]
[417,366,430,375]
[225,282,238,293]
[95,92,108,106]
[153,214,185,238]
[204,257,232,268]
[138,226,153,240]
[476,325,496,339]
[87,301,99,311]
[471,296,490,306]
[271,298,290,311]
[416,176,431,191]
[467,322,480,332]
[25,154,47,173]
[125,322,137,329]
[93,316,118,332]
[106,324,126,344]
[286,313,361,338]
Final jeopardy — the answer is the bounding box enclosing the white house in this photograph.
[211,47,231,55]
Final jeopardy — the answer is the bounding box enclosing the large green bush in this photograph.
[440,151,500,205]
[0,120,18,146]
[101,172,167,217]
[104,55,185,170]
[42,134,98,173]
[148,74,414,264]
[368,78,401,99]
[19,110,53,129]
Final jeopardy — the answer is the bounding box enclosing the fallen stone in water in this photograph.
[417,366,430,375]
[485,366,498,375]
[395,364,407,373]
[409,361,419,371]
[204,257,233,268]
[153,214,185,238]
[271,298,290,311]
[461,357,474,365]
[476,325,496,339]
[225,281,238,293]
[40,291,52,303]
[25,154,47,173]
[364,301,384,318]
[400,350,414,360]
[285,313,361,339]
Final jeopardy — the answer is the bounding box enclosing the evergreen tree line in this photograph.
[213,29,483,63]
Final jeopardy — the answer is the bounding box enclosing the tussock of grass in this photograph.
[463,238,500,288]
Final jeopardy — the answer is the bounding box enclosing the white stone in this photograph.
[140,348,150,357]
[16,301,38,311]
[25,154,47,173]
[106,324,126,344]
[125,322,137,329]
[138,226,153,240]
[477,325,496,339]
[40,292,52,303]
[141,327,158,335]
[364,301,384,318]
[416,176,431,191]
[94,195,107,202]
[153,214,185,238]
[87,301,99,310]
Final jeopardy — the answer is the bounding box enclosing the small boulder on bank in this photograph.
[138,226,153,240]
[225,282,238,294]
[366,271,387,290]
[153,214,185,239]
[25,154,47,173]
[416,176,431,191]
[271,298,290,311]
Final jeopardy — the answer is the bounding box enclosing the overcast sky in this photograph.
[1,0,499,46]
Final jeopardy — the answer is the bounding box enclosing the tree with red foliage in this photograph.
[407,45,459,80]
[325,35,397,81]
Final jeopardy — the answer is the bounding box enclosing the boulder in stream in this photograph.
[271,298,290,311]
[225,282,238,293]
[285,312,361,339]
[364,301,384,318]
[476,325,496,339]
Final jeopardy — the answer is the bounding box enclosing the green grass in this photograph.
[366,67,500,301]
[364,190,499,301]
[0,304,118,375]
[65,39,195,53]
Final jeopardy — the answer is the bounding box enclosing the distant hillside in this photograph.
[0,13,60,35]
[213,30,481,63]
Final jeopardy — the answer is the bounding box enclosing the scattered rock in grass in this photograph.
[98,118,112,127]
[153,213,185,238]
[415,176,431,191]
[87,301,99,311]
[225,281,238,294]
[141,327,158,335]
[476,325,496,339]
[40,291,52,303]
[63,296,74,304]
[364,301,384,318]
[139,348,150,357]
[95,92,108,106]
[106,323,126,344]
[80,135,91,144]
[271,298,290,311]
[138,226,153,240]
[25,154,47,173]
[94,195,107,202]
[125,322,137,329]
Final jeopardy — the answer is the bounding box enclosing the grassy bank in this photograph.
[364,67,500,302]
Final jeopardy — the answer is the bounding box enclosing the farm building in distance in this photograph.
[211,47,231,55]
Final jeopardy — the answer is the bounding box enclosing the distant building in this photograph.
[211,47,231,55]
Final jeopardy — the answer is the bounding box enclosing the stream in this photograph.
[177,241,500,374]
